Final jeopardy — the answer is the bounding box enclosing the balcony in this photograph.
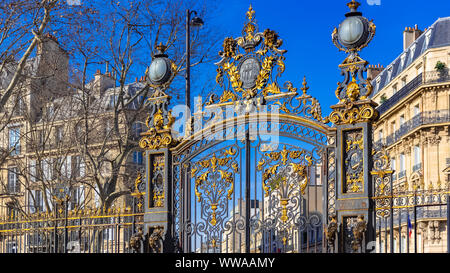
[383,110,450,147]
[377,71,450,115]
[377,73,422,115]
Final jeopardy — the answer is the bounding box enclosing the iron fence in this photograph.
[0,207,143,253]
[373,188,450,253]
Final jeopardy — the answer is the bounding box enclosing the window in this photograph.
[132,122,143,138]
[413,104,420,117]
[8,167,20,193]
[46,105,54,119]
[7,203,18,220]
[392,84,398,94]
[409,44,416,63]
[13,96,24,116]
[29,190,44,213]
[413,145,421,171]
[42,159,52,181]
[109,95,118,108]
[30,160,36,182]
[391,121,396,134]
[61,156,72,179]
[399,115,405,126]
[399,153,406,178]
[391,156,396,170]
[9,127,21,155]
[55,126,63,144]
[104,119,113,137]
[379,129,384,142]
[94,186,100,208]
[401,76,407,87]
[387,66,393,82]
[70,186,85,210]
[132,151,143,165]
[72,156,86,178]
[401,236,406,253]
[400,54,407,69]
[74,123,82,138]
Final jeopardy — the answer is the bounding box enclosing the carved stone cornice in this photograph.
[427,135,441,146]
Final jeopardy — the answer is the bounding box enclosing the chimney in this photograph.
[403,24,423,51]
[92,69,114,96]
[367,64,384,80]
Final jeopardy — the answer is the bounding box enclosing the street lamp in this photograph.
[332,0,375,58]
[185,9,204,111]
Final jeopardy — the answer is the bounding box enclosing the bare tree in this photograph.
[0,0,221,218]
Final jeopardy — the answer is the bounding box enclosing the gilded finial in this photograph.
[155,42,167,54]
[300,76,309,94]
[246,5,255,21]
[347,0,361,12]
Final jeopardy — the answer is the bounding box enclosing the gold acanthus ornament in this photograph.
[191,148,238,226]
[140,109,177,150]
[329,103,377,125]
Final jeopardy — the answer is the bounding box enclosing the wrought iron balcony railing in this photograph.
[377,73,423,115]
[424,70,450,84]
[382,110,450,147]
[377,71,450,115]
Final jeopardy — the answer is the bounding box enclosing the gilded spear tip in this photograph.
[347,0,361,12]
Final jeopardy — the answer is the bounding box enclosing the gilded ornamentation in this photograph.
[192,147,238,227]
[330,2,378,126]
[148,227,164,253]
[131,172,146,212]
[343,130,364,193]
[329,102,378,125]
[326,214,338,249]
[140,91,178,150]
[351,215,367,252]
[371,142,393,218]
[150,155,165,208]
[129,226,144,253]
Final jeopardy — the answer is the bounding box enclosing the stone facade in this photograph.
[371,17,450,253]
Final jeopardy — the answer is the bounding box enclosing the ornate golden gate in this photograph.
[133,1,383,254]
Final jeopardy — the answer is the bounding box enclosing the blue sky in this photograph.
[194,0,450,115]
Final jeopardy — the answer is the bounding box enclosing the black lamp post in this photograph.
[185,9,204,111]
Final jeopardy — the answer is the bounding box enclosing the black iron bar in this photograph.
[398,208,401,253]
[447,194,450,253]
[414,197,417,253]
[245,132,250,253]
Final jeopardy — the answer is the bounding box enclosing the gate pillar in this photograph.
[138,91,178,252]
[327,1,378,253]
[136,44,179,253]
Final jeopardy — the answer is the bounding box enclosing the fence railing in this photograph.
[0,207,143,253]
[374,187,450,253]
